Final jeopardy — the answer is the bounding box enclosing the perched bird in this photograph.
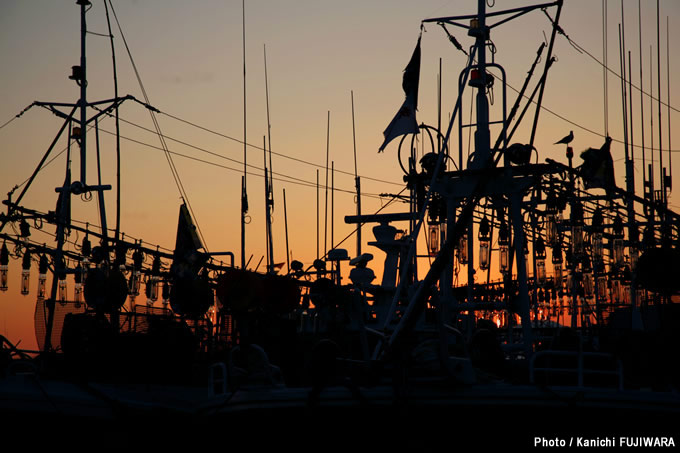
[554,130,574,145]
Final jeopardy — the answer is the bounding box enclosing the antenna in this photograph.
[657,0,664,206]
[283,188,290,274]
[351,91,361,257]
[639,0,646,193]
[667,15,672,193]
[264,44,274,201]
[324,111,330,257]
[241,0,248,269]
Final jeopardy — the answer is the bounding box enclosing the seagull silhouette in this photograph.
[554,130,574,145]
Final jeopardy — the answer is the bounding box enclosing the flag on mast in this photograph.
[379,35,421,152]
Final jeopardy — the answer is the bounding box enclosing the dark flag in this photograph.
[170,203,210,316]
[173,203,204,271]
[578,136,616,194]
[379,35,421,152]
[55,168,71,225]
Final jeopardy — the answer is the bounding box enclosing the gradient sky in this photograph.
[1,0,678,350]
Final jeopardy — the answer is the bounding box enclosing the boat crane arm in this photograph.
[422,1,561,29]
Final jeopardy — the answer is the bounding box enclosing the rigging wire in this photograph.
[546,9,680,115]
[157,110,404,187]
[496,69,680,153]
[86,103,401,196]
[95,126,389,199]
[107,0,209,252]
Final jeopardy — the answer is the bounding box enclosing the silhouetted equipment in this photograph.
[505,143,535,165]
[578,136,616,193]
[216,267,301,315]
[84,267,128,312]
[420,152,438,174]
[636,248,680,294]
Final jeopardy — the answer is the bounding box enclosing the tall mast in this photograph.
[78,0,88,185]
[666,16,672,194]
[639,0,646,192]
[657,0,664,207]
[468,0,491,169]
[351,91,361,257]
[324,111,330,257]
[241,0,248,269]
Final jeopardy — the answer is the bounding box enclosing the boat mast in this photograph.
[351,91,361,257]
[241,0,248,269]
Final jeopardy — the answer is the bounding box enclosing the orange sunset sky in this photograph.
[1,0,679,350]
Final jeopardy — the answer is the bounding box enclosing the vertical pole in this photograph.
[351,91,361,257]
[603,0,609,136]
[241,0,247,269]
[283,188,290,274]
[263,136,270,273]
[657,0,664,206]
[650,46,655,203]
[331,160,334,251]
[510,194,534,359]
[667,16,672,192]
[639,0,646,192]
[627,51,638,308]
[469,0,491,169]
[94,119,109,243]
[316,170,320,260]
[103,0,121,242]
[79,0,87,185]
[324,111,330,257]
[438,58,442,155]
[264,44,274,198]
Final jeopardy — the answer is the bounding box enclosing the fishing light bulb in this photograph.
[161,281,170,309]
[597,276,608,300]
[129,270,141,296]
[583,271,594,298]
[20,250,31,295]
[37,254,48,301]
[0,242,9,292]
[499,244,509,274]
[592,232,604,263]
[572,224,584,255]
[612,215,625,267]
[629,247,639,270]
[565,271,573,296]
[498,221,509,274]
[0,266,8,292]
[535,237,547,285]
[478,216,490,271]
[546,213,556,246]
[524,244,530,277]
[58,276,67,302]
[570,201,585,256]
[74,264,83,306]
[439,223,447,245]
[479,240,490,270]
[553,263,563,290]
[536,260,547,285]
[428,223,439,257]
[457,231,468,265]
[151,277,159,302]
[612,278,622,303]
[21,269,30,295]
[552,244,563,291]
[150,252,161,302]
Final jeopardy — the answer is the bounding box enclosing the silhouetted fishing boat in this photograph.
[2,0,679,448]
